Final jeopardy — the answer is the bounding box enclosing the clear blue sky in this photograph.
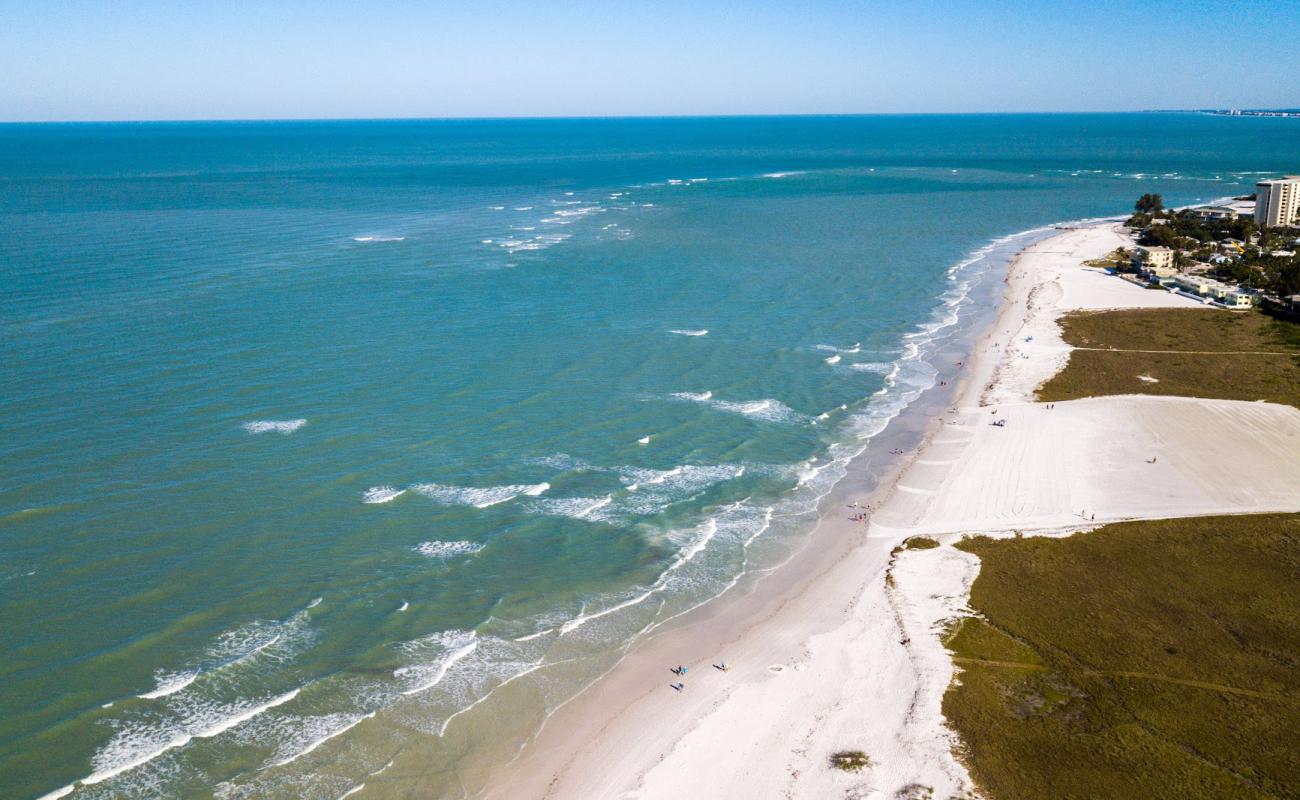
[1,0,1297,121]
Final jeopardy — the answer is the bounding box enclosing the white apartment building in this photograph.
[1132,245,1175,272]
[1255,177,1300,228]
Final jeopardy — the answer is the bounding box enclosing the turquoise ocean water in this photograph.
[2,115,1297,799]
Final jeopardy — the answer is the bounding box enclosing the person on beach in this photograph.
[671,682,684,691]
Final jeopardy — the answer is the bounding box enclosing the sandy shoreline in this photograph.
[475,220,1300,799]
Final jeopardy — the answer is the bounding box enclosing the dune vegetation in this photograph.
[943,514,1300,799]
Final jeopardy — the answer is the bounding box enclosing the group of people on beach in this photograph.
[669,661,728,692]
[848,500,871,522]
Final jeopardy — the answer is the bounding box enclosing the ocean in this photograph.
[2,114,1296,799]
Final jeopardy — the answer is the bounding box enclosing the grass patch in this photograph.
[944,515,1300,799]
[905,536,940,550]
[1038,308,1300,407]
[829,750,871,772]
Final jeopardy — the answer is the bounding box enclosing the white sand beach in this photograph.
[479,222,1300,800]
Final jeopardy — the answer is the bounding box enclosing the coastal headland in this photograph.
[476,220,1300,799]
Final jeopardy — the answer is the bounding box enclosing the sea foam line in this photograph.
[268,712,376,768]
[409,482,550,508]
[363,486,406,504]
[138,671,198,700]
[398,636,480,696]
[68,689,301,791]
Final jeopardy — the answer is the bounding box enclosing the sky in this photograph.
[1,0,1298,121]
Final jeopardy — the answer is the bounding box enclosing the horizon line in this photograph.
[0,109,1255,126]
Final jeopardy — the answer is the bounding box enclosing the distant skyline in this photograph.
[2,0,1299,122]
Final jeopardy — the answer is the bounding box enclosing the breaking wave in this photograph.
[242,419,306,435]
[408,482,550,508]
[413,541,485,559]
[362,486,406,504]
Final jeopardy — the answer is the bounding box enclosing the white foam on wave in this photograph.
[849,362,894,375]
[351,235,405,243]
[79,688,301,788]
[669,391,803,423]
[398,601,409,612]
[133,602,314,707]
[138,670,198,700]
[676,517,718,564]
[530,495,613,520]
[550,206,603,218]
[409,482,549,508]
[560,588,658,635]
[267,711,375,768]
[339,784,366,799]
[712,398,803,423]
[396,630,479,695]
[500,232,572,252]
[824,355,841,365]
[637,435,651,445]
[242,419,306,435]
[435,656,549,737]
[559,511,728,636]
[362,486,406,504]
[762,170,806,178]
[669,328,709,337]
[413,541,484,559]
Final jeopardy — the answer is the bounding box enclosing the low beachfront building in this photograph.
[1214,286,1258,309]
[1255,177,1300,228]
[1132,245,1175,274]
[1192,205,1242,221]
[1171,274,1216,297]
[1168,275,1257,308]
